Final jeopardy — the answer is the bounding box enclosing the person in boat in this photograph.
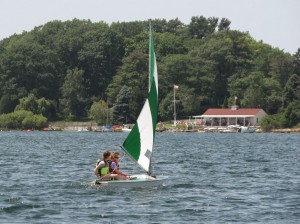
[93,150,128,180]
[111,151,129,178]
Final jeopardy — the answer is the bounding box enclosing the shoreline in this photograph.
[1,121,299,133]
[1,127,300,133]
[160,128,300,133]
[265,128,300,133]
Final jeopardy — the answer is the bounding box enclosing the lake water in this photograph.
[0,131,299,223]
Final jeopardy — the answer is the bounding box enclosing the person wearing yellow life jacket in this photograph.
[93,150,128,180]
[94,150,114,180]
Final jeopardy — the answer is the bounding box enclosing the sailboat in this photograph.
[95,25,168,187]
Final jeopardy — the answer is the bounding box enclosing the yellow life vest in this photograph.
[96,160,111,176]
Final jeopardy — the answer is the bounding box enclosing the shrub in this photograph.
[282,101,300,127]
[260,114,284,131]
[0,110,47,130]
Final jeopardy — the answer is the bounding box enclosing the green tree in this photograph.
[159,85,198,121]
[0,32,61,100]
[293,48,300,75]
[0,95,18,114]
[165,18,184,33]
[78,24,124,98]
[158,53,212,114]
[159,54,191,95]
[159,92,176,121]
[106,50,148,117]
[37,97,56,118]
[260,114,283,131]
[60,68,88,119]
[22,114,48,129]
[89,100,110,125]
[282,74,300,107]
[197,31,254,106]
[14,94,55,118]
[218,18,231,31]
[229,72,282,114]
[282,102,300,127]
[269,49,294,88]
[283,101,300,127]
[0,110,47,129]
[113,85,132,124]
[188,16,218,39]
[111,21,146,39]
[15,94,39,114]
[155,32,188,57]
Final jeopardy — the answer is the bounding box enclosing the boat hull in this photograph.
[94,174,168,187]
[239,126,256,133]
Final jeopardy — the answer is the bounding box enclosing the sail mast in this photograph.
[149,20,151,91]
[148,20,152,175]
[122,23,158,175]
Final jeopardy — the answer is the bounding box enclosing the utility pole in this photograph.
[173,85,179,126]
[106,98,109,125]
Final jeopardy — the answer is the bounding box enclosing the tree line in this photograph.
[0,17,299,130]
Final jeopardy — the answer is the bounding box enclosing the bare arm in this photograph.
[93,162,104,177]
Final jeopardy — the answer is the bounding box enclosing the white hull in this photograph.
[78,127,89,132]
[94,174,168,187]
[239,126,256,133]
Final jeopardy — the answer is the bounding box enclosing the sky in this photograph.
[1,0,299,54]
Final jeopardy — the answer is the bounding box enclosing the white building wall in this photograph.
[256,110,268,125]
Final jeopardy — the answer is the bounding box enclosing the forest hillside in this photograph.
[0,17,299,130]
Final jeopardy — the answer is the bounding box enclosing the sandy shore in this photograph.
[268,128,300,133]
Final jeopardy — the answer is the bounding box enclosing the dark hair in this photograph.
[103,150,111,160]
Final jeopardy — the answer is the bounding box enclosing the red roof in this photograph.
[203,108,262,116]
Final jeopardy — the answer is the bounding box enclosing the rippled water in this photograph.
[0,131,299,223]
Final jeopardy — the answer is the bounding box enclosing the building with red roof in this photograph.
[193,105,267,126]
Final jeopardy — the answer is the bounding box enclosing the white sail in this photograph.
[122,27,158,174]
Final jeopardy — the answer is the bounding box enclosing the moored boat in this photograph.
[238,126,256,133]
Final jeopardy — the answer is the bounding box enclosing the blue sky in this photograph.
[1,0,299,54]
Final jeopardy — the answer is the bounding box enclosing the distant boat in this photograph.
[122,125,132,132]
[238,126,256,133]
[78,127,89,132]
[113,125,123,132]
[102,126,113,132]
[204,127,218,132]
[94,24,167,187]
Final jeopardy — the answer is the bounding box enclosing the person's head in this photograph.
[112,151,120,160]
[102,150,111,161]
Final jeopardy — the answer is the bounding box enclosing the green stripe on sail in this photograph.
[149,30,158,137]
[148,79,158,136]
[122,123,141,161]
